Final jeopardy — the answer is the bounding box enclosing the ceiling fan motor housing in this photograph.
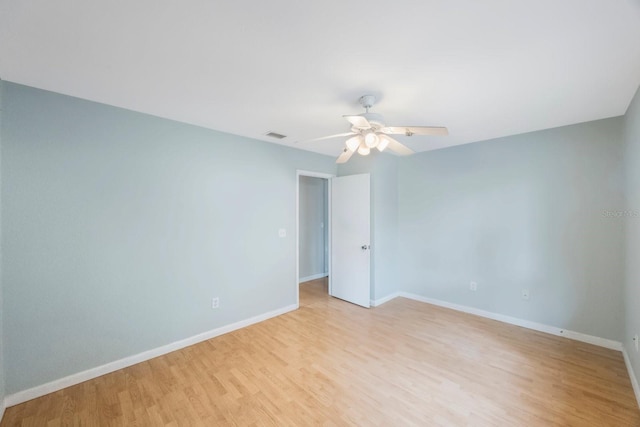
[355,95,384,129]
[357,112,384,129]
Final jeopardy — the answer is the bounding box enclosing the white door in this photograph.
[331,173,371,307]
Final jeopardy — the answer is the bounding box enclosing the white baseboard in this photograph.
[371,292,400,307]
[4,304,298,408]
[372,291,623,351]
[328,290,636,407]
[397,292,623,351]
[623,348,640,409]
[299,273,328,283]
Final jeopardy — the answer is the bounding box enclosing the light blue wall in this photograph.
[299,176,327,280]
[0,82,336,394]
[397,117,626,341]
[0,79,5,415]
[338,152,399,300]
[624,86,640,382]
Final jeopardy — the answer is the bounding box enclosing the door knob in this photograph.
[361,245,370,250]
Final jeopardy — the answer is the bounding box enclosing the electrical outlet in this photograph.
[212,297,220,309]
[469,281,477,291]
[522,289,530,300]
[634,334,639,352]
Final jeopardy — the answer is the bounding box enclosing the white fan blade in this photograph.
[296,132,355,144]
[336,148,355,164]
[382,126,448,136]
[385,136,415,156]
[343,115,371,129]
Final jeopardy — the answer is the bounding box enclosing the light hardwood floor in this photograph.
[2,277,639,426]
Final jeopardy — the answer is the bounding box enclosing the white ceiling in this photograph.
[1,0,639,157]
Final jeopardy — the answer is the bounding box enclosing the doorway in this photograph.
[296,170,333,307]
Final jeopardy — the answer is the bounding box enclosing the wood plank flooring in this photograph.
[2,277,639,426]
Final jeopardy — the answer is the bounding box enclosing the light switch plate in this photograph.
[278,228,286,238]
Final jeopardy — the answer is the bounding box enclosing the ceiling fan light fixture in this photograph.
[364,131,379,148]
[345,135,361,152]
[308,94,448,164]
[358,145,371,156]
[377,135,390,152]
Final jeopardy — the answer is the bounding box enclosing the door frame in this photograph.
[296,170,334,307]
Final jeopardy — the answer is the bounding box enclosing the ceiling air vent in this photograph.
[265,131,287,139]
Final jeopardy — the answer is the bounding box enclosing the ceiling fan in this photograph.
[302,95,448,164]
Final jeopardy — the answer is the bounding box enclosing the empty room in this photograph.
[1,1,640,425]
